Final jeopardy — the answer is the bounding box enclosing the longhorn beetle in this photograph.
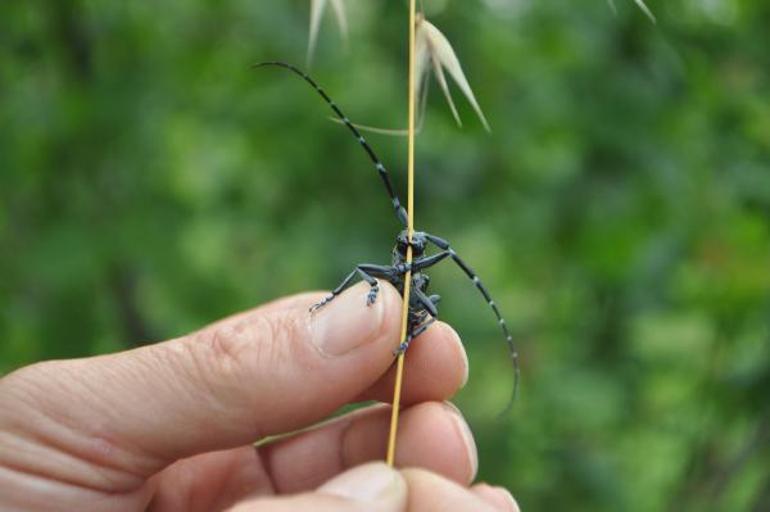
[255,61,520,402]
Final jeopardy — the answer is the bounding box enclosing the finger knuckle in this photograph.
[187,310,310,403]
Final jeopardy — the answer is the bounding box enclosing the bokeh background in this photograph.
[1,0,769,510]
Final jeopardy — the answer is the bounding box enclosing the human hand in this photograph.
[0,282,519,511]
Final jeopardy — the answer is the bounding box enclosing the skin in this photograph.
[0,281,520,511]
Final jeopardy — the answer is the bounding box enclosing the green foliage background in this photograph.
[1,1,769,510]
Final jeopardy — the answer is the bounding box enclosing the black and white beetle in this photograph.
[255,62,520,399]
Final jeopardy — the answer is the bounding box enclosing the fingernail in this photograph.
[474,483,520,512]
[320,462,406,504]
[444,324,469,388]
[312,282,385,356]
[494,486,520,512]
[444,401,478,481]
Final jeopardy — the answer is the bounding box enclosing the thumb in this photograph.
[0,282,402,484]
[228,463,407,512]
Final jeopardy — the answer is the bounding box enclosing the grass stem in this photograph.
[386,0,418,467]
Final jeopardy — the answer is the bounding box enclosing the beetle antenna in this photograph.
[254,62,408,227]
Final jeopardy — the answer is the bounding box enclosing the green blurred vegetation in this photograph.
[1,1,769,510]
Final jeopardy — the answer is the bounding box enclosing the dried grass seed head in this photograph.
[308,0,348,67]
[415,13,491,132]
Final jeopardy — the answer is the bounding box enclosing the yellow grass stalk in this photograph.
[386,0,418,467]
